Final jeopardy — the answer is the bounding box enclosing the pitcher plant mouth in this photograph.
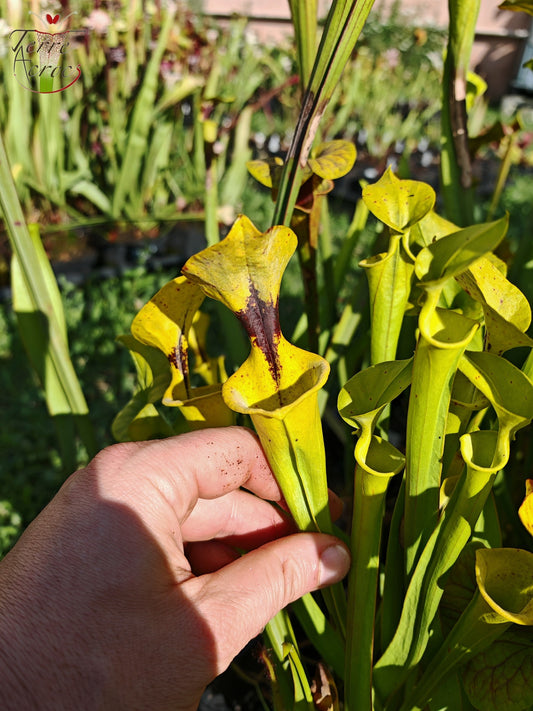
[475,547,533,625]
[223,336,329,417]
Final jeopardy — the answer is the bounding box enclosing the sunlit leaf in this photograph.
[246,157,284,189]
[374,429,503,701]
[466,70,488,112]
[459,351,533,439]
[456,256,531,329]
[455,256,533,354]
[338,358,413,432]
[360,236,414,363]
[408,209,457,253]
[308,140,356,180]
[402,545,533,711]
[131,276,233,428]
[362,167,435,233]
[414,214,509,284]
[404,305,479,578]
[132,276,205,402]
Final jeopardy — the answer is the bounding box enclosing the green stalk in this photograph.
[319,197,337,330]
[486,129,517,221]
[291,593,345,678]
[273,0,376,228]
[0,132,96,461]
[400,591,510,711]
[37,90,64,206]
[440,0,481,225]
[288,0,318,88]
[39,75,54,94]
[373,430,504,705]
[263,610,303,711]
[344,440,403,711]
[401,545,533,711]
[360,233,413,365]
[283,642,316,710]
[203,120,220,246]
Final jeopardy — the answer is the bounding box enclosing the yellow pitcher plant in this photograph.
[116,275,234,435]
[182,214,333,535]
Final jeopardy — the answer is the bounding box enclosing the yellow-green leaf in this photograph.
[246,157,284,189]
[408,209,457,254]
[456,256,533,354]
[414,215,509,284]
[308,140,356,180]
[456,256,531,330]
[459,351,533,438]
[362,167,435,233]
[183,215,297,387]
[130,276,233,429]
[338,359,413,433]
[360,236,414,363]
[131,276,205,402]
[466,70,488,112]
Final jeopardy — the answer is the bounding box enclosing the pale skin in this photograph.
[0,427,350,711]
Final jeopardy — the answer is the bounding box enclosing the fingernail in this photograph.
[319,544,351,586]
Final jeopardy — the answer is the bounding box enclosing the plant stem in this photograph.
[273,0,377,228]
[403,287,478,578]
[0,132,97,460]
[440,0,481,226]
[344,461,391,711]
[374,430,502,704]
[288,0,318,88]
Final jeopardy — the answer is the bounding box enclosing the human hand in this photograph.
[0,427,350,711]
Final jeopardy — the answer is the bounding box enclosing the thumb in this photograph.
[190,533,350,674]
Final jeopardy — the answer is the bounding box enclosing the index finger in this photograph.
[112,426,283,523]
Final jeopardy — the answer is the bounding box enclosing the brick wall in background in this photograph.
[199,0,532,99]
